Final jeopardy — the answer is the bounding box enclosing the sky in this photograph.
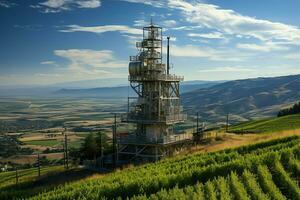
[1,0,300,87]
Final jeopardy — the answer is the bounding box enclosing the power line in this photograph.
[37,153,41,177]
[64,127,69,170]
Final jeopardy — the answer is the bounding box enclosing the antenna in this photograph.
[167,36,170,75]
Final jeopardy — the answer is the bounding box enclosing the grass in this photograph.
[24,139,61,147]
[228,114,300,134]
[0,166,96,199]
[0,166,65,189]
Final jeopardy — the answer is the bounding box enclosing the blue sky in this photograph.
[1,0,300,86]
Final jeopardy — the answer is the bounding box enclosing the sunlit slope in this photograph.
[228,114,300,134]
[22,136,300,200]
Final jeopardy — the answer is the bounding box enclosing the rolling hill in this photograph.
[2,135,300,199]
[183,74,300,123]
[228,114,300,134]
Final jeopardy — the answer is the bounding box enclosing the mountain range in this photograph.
[183,74,300,124]
[53,80,221,98]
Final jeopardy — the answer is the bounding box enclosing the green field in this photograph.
[228,114,300,134]
[0,166,64,189]
[24,139,61,147]
[0,165,96,199]
[1,135,300,199]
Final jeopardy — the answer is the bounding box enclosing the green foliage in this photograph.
[228,114,300,133]
[229,172,250,200]
[257,165,286,200]
[271,161,300,199]
[0,135,33,158]
[79,132,109,160]
[204,181,217,200]
[0,166,64,190]
[242,170,270,200]
[24,139,60,147]
[215,177,232,200]
[1,136,300,199]
[278,102,300,117]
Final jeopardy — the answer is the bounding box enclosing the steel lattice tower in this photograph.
[119,22,188,162]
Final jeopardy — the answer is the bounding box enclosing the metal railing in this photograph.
[118,132,193,145]
[129,74,184,82]
[121,113,187,124]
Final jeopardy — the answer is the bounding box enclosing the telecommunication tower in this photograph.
[119,22,188,161]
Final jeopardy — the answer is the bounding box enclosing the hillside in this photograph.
[2,135,299,199]
[228,114,300,134]
[183,74,300,123]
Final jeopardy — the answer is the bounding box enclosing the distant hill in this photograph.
[51,78,128,89]
[54,81,221,98]
[183,74,300,123]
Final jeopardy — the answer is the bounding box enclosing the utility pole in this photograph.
[112,114,117,169]
[37,153,41,177]
[99,132,103,157]
[64,127,69,169]
[99,132,103,168]
[196,112,199,134]
[15,167,18,185]
[226,113,229,132]
[62,142,66,168]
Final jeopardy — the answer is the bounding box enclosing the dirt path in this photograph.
[180,129,300,155]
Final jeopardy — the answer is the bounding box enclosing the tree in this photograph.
[278,102,300,117]
[95,132,109,157]
[81,133,98,160]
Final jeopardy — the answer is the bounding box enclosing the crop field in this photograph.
[0,97,132,165]
[0,97,127,134]
[0,135,299,199]
[24,139,61,147]
[228,114,300,134]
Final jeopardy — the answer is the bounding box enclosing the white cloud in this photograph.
[236,42,289,52]
[0,1,16,8]
[134,19,148,27]
[168,0,300,44]
[171,45,212,58]
[54,49,126,74]
[162,20,177,27]
[60,24,142,35]
[32,0,101,13]
[120,0,165,7]
[134,19,176,28]
[188,32,224,39]
[284,53,300,60]
[170,44,245,61]
[41,61,56,65]
[76,0,100,8]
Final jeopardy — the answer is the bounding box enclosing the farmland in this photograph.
[0,135,299,199]
[0,96,193,166]
[0,97,131,167]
